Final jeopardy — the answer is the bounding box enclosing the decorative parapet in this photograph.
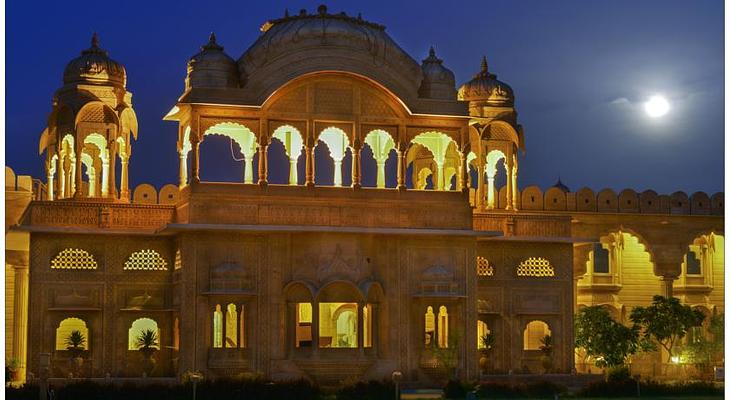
[485,184,723,216]
[473,212,571,237]
[22,201,175,232]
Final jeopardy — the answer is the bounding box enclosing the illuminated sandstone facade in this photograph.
[7,6,723,384]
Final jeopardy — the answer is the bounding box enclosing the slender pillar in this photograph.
[352,142,362,189]
[505,161,513,211]
[57,156,65,199]
[47,170,54,201]
[312,303,319,356]
[178,152,188,188]
[396,148,406,190]
[88,168,96,197]
[74,146,83,198]
[109,146,117,197]
[12,265,29,382]
[69,156,77,197]
[101,152,110,197]
[305,142,315,187]
[258,145,268,186]
[243,156,254,184]
[511,155,519,210]
[476,163,485,210]
[191,135,201,184]
[333,158,343,187]
[458,152,467,192]
[486,169,496,209]
[289,158,298,186]
[120,155,130,201]
[357,302,364,355]
[436,162,445,191]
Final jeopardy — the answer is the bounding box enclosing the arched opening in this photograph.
[363,129,396,188]
[438,305,449,348]
[523,320,551,350]
[213,305,223,348]
[55,317,89,351]
[477,320,491,349]
[316,127,351,187]
[485,150,507,209]
[128,318,159,350]
[425,306,436,347]
[271,125,304,185]
[408,132,460,191]
[201,122,258,183]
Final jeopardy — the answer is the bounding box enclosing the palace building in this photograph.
[5,6,724,385]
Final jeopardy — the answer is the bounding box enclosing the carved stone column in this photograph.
[486,170,496,209]
[120,155,130,201]
[190,134,201,184]
[305,140,315,187]
[12,264,29,382]
[258,144,268,186]
[476,163,485,210]
[396,147,406,190]
[511,155,519,210]
[74,144,83,199]
[352,140,362,189]
[505,157,513,211]
[69,155,77,197]
[46,169,54,201]
[57,155,65,199]
[178,152,188,188]
[101,151,110,197]
[458,152,468,193]
[660,276,675,298]
[312,303,319,356]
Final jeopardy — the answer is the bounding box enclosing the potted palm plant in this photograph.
[478,332,495,374]
[65,330,86,375]
[135,329,159,376]
[7,358,20,381]
[539,334,553,373]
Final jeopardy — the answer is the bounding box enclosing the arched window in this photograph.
[424,306,435,347]
[296,303,312,348]
[593,244,610,273]
[55,317,89,351]
[124,249,168,271]
[128,318,159,350]
[51,248,97,270]
[438,306,449,348]
[477,320,490,349]
[477,257,493,276]
[213,305,223,348]
[319,303,357,348]
[686,250,701,275]
[517,257,555,277]
[523,320,551,350]
[225,304,238,348]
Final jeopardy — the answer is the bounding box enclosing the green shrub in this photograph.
[443,379,467,399]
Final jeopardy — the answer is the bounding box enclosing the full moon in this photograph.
[644,95,670,118]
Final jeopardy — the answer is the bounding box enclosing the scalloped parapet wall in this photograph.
[492,185,723,216]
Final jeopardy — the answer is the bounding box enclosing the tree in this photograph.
[629,296,705,360]
[64,330,86,358]
[574,306,640,369]
[681,312,724,379]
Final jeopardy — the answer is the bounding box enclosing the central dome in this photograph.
[237,5,423,106]
[63,33,126,88]
[457,57,514,107]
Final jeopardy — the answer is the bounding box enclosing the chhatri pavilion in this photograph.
[5,5,723,385]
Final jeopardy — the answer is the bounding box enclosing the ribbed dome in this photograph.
[457,57,514,106]
[418,47,456,100]
[63,33,126,87]
[186,33,239,90]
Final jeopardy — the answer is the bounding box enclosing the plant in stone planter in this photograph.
[478,332,496,373]
[64,330,86,375]
[539,335,553,373]
[135,329,159,376]
[7,358,20,381]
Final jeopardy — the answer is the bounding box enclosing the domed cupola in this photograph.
[418,47,456,100]
[63,33,126,88]
[552,178,570,193]
[457,56,514,107]
[186,33,239,90]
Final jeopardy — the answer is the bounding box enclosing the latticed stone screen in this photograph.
[476,257,494,276]
[516,257,554,277]
[174,250,182,270]
[124,249,168,271]
[51,248,98,269]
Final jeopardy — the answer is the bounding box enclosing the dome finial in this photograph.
[209,32,217,44]
[318,4,328,15]
[481,56,488,73]
[284,8,289,17]
[91,32,100,48]
[429,46,435,57]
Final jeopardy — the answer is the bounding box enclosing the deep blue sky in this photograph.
[6,0,724,194]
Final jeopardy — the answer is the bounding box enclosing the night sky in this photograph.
[6,0,724,195]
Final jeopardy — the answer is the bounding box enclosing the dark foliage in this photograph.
[336,380,395,400]
[474,381,567,399]
[6,378,319,400]
[579,378,722,398]
[444,379,468,399]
